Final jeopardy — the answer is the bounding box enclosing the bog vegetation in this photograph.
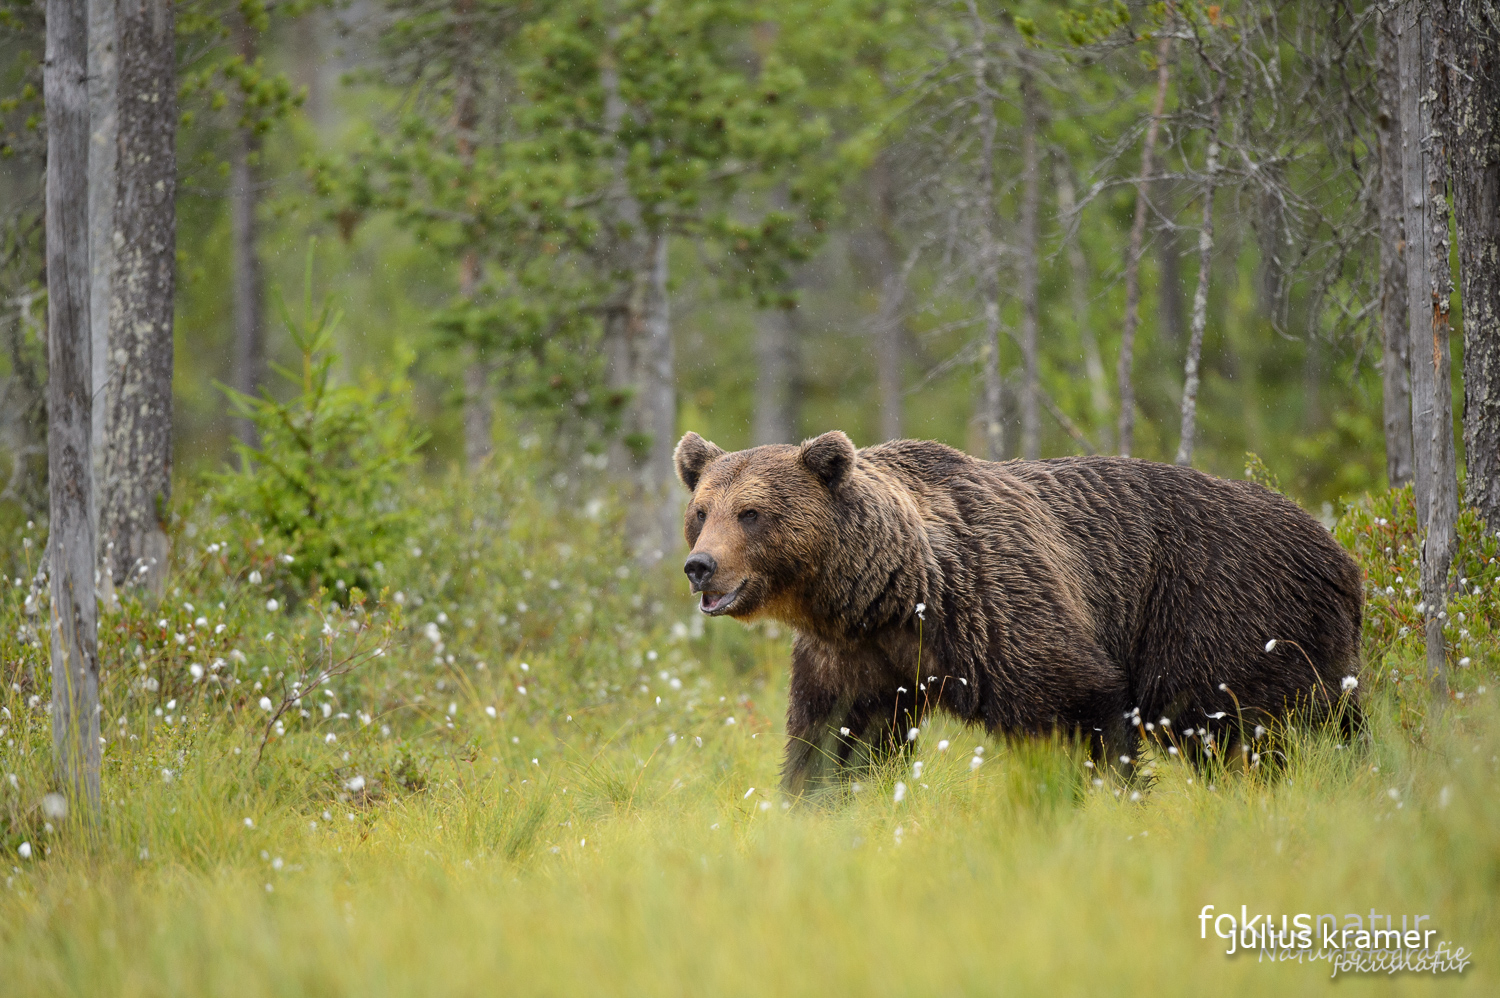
[1,0,1499,992]
[1,461,1498,994]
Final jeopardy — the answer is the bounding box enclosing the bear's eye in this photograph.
[695,508,706,522]
[738,509,759,525]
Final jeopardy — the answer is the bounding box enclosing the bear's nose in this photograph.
[683,552,718,591]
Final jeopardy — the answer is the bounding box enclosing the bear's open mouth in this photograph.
[699,582,744,615]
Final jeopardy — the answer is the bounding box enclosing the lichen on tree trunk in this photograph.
[101,0,176,596]
[1444,0,1500,532]
[1398,0,1458,696]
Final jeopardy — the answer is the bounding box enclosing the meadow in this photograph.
[2,461,1497,996]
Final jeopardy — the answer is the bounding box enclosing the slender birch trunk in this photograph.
[869,154,906,442]
[1054,155,1111,450]
[1117,32,1172,457]
[454,0,492,468]
[1398,0,1457,696]
[45,0,102,814]
[230,13,265,450]
[86,0,115,530]
[1174,79,1222,468]
[1017,62,1042,460]
[1444,0,1500,531]
[1377,10,1415,489]
[101,0,176,595]
[971,30,1004,461]
[640,231,677,556]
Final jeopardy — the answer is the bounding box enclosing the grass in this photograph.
[1,467,1498,996]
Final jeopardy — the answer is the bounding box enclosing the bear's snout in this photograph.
[684,552,718,592]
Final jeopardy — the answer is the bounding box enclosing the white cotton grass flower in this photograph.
[259,697,273,712]
[915,603,926,620]
[265,599,279,612]
[18,841,31,859]
[189,663,204,681]
[839,727,851,736]
[41,793,67,820]
[906,727,919,742]
[248,570,262,585]
[244,817,254,828]
[1459,657,1472,667]
[893,781,907,802]
[324,733,337,744]
[1341,676,1359,691]
[485,706,497,718]
[912,761,924,778]
[345,775,366,792]
[969,755,984,771]
[1264,639,1277,653]
[937,739,949,751]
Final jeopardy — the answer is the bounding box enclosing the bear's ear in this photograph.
[674,432,726,492]
[799,431,856,491]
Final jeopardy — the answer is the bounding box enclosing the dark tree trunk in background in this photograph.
[1158,217,1187,349]
[1054,155,1111,449]
[1398,1,1457,696]
[753,302,798,445]
[102,0,176,595]
[1117,33,1171,457]
[86,0,115,527]
[1377,10,1415,489]
[44,0,102,813]
[1444,0,1500,531]
[230,13,265,449]
[1016,63,1042,460]
[1174,75,1222,468]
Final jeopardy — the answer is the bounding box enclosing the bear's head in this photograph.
[673,430,857,620]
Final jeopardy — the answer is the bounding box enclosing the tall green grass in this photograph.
[2,471,1496,995]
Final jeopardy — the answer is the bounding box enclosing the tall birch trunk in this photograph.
[869,154,906,442]
[230,13,265,449]
[1174,79,1222,468]
[1378,10,1415,489]
[640,231,677,557]
[1054,156,1111,449]
[1398,1,1457,696]
[1117,33,1172,457]
[1444,0,1500,531]
[45,0,102,813]
[454,0,492,468]
[86,0,115,527]
[599,48,642,477]
[1017,63,1042,460]
[101,0,176,595]
[971,34,1004,461]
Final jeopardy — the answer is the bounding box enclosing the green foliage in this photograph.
[211,251,423,597]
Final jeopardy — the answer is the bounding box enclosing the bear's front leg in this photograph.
[781,647,855,798]
[781,638,923,797]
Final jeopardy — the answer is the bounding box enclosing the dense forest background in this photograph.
[2,0,1448,542]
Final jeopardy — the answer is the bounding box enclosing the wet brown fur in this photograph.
[674,431,1364,795]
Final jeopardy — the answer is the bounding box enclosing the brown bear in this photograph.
[674,430,1363,795]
